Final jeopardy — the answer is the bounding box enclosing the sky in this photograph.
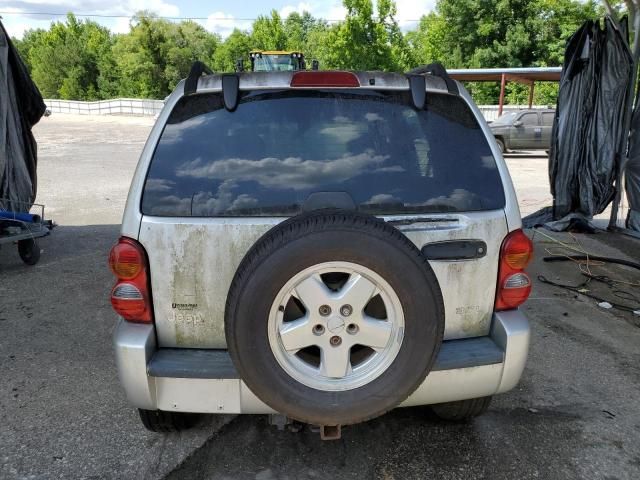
[0,0,437,39]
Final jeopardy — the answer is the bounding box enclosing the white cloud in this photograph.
[2,0,436,40]
[176,151,391,191]
[0,0,179,38]
[394,0,436,28]
[310,1,347,22]
[204,11,251,37]
[279,2,312,19]
[111,16,131,34]
[284,0,435,27]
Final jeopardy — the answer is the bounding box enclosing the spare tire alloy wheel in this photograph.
[269,262,404,391]
[225,211,444,426]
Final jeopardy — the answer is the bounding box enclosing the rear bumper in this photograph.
[113,310,530,413]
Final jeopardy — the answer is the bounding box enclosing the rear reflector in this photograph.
[291,71,360,88]
[109,237,153,323]
[495,229,534,311]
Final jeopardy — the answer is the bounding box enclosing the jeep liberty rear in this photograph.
[111,68,531,435]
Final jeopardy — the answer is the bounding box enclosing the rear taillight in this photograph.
[109,237,153,323]
[290,71,360,88]
[495,229,533,311]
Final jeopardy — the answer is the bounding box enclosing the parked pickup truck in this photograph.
[490,109,555,153]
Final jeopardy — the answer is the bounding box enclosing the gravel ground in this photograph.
[1,114,639,479]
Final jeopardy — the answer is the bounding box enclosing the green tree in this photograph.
[113,14,218,98]
[410,0,601,104]
[165,21,220,88]
[27,14,114,100]
[7,0,607,105]
[537,0,600,65]
[406,13,449,67]
[211,28,252,72]
[12,29,46,72]
[251,10,288,51]
[322,0,411,71]
[284,12,327,51]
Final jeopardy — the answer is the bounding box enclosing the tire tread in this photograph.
[431,396,492,421]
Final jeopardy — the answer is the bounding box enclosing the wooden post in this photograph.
[528,82,535,108]
[498,73,506,116]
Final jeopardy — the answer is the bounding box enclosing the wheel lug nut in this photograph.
[313,324,325,335]
[330,335,342,346]
[346,323,358,334]
[319,305,331,316]
[340,304,353,317]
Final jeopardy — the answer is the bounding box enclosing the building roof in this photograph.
[448,67,562,83]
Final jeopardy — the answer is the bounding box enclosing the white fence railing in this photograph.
[44,98,549,120]
[44,98,164,116]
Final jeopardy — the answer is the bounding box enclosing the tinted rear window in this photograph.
[142,90,505,216]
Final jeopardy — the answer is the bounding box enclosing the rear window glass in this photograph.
[142,90,505,217]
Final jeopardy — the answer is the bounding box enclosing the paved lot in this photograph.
[1,115,640,479]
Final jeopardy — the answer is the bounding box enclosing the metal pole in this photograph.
[626,1,636,25]
[601,0,618,20]
[609,7,640,228]
[498,73,506,116]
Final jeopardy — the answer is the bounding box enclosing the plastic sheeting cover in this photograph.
[549,17,633,220]
[627,104,640,230]
[0,19,46,212]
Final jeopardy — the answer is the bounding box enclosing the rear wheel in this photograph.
[431,396,492,421]
[138,409,201,433]
[18,238,40,265]
[495,138,506,154]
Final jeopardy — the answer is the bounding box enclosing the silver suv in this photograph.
[110,66,532,437]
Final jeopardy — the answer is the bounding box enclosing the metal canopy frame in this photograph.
[448,67,562,116]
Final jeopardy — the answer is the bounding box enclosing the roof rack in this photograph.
[184,61,213,96]
[407,63,459,95]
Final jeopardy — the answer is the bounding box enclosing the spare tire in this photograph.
[225,210,444,426]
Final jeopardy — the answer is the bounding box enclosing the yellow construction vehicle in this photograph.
[249,51,306,72]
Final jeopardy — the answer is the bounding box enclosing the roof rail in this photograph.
[184,61,213,96]
[407,63,459,95]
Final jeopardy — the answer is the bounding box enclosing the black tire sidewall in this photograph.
[226,218,444,426]
[18,239,40,265]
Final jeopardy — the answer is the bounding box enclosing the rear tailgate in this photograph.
[131,78,513,349]
[139,210,506,348]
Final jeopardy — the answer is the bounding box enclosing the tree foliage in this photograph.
[12,0,604,105]
[22,14,113,100]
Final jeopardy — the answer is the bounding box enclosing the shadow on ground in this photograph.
[166,401,587,480]
[2,227,640,480]
[0,225,226,480]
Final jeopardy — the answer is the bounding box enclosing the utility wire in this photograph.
[0,11,422,22]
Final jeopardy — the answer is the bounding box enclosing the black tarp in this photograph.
[0,19,46,212]
[627,103,640,231]
[548,17,633,221]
